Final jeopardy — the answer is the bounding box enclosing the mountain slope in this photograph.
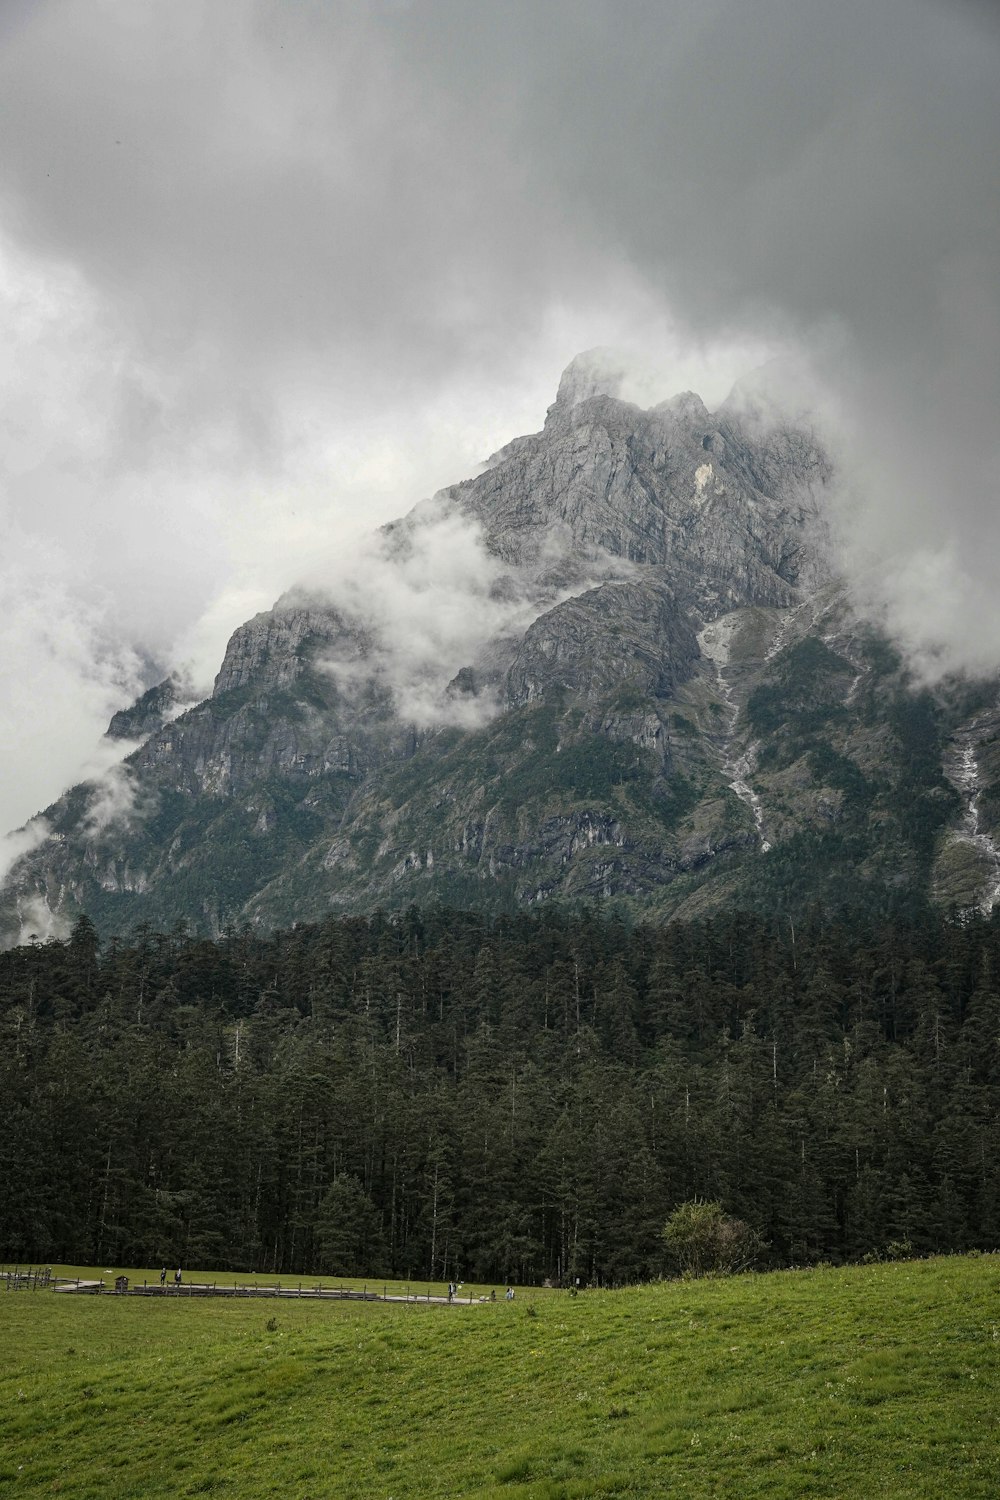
[2,353,998,942]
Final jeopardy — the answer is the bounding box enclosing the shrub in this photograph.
[662,1199,764,1278]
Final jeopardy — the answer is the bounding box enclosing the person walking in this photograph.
[174,1267,182,1288]
[159,1266,166,1287]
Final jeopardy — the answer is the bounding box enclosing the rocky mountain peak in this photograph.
[106,676,184,741]
[547,347,631,417]
[653,390,711,426]
[447,358,833,615]
[11,349,957,949]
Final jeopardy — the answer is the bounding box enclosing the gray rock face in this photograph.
[504,579,697,707]
[106,677,183,740]
[445,384,831,620]
[212,602,364,697]
[124,599,423,802]
[6,352,987,943]
[213,607,329,695]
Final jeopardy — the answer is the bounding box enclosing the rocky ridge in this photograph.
[2,352,998,942]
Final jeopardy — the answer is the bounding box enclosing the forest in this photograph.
[2,901,999,1286]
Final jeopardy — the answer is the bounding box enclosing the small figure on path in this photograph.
[174,1267,182,1287]
[160,1266,166,1286]
[447,1281,455,1302]
[505,1286,515,1301]
[490,1289,496,1302]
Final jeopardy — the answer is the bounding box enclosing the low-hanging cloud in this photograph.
[0,733,147,947]
[80,741,148,839]
[309,497,628,731]
[13,893,70,946]
[0,817,52,889]
[0,531,146,835]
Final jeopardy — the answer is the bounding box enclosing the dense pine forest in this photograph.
[2,902,999,1285]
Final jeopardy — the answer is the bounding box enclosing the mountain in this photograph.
[3,351,1000,943]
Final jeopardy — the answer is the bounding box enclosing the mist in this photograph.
[0,0,997,832]
[306,495,633,734]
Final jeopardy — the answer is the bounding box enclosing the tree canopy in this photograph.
[3,902,1000,1284]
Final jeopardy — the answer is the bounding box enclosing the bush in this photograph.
[662,1199,764,1278]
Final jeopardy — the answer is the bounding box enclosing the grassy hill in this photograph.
[2,1255,999,1497]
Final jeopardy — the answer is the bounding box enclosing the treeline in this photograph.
[2,902,1000,1285]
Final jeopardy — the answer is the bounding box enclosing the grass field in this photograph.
[2,1256,999,1498]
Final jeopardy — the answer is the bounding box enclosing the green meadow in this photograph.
[2,1257,999,1498]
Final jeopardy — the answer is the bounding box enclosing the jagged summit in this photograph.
[106,676,184,741]
[655,390,711,423]
[2,353,996,944]
[548,347,631,415]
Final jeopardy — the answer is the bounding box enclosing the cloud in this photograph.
[846,545,1000,688]
[0,735,146,948]
[0,818,68,946]
[11,893,70,946]
[0,0,997,832]
[0,529,146,834]
[0,818,52,888]
[310,497,627,731]
[80,742,148,839]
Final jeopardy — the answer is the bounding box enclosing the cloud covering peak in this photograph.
[0,0,997,831]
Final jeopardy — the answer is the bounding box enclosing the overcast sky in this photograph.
[1,0,998,835]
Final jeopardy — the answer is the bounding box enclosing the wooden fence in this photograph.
[1,1266,53,1291]
[1,1267,484,1305]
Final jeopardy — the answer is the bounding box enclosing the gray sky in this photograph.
[1,0,998,834]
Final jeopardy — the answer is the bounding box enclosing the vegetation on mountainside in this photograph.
[747,636,856,740]
[3,903,1000,1283]
[7,582,994,943]
[2,1256,999,1498]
